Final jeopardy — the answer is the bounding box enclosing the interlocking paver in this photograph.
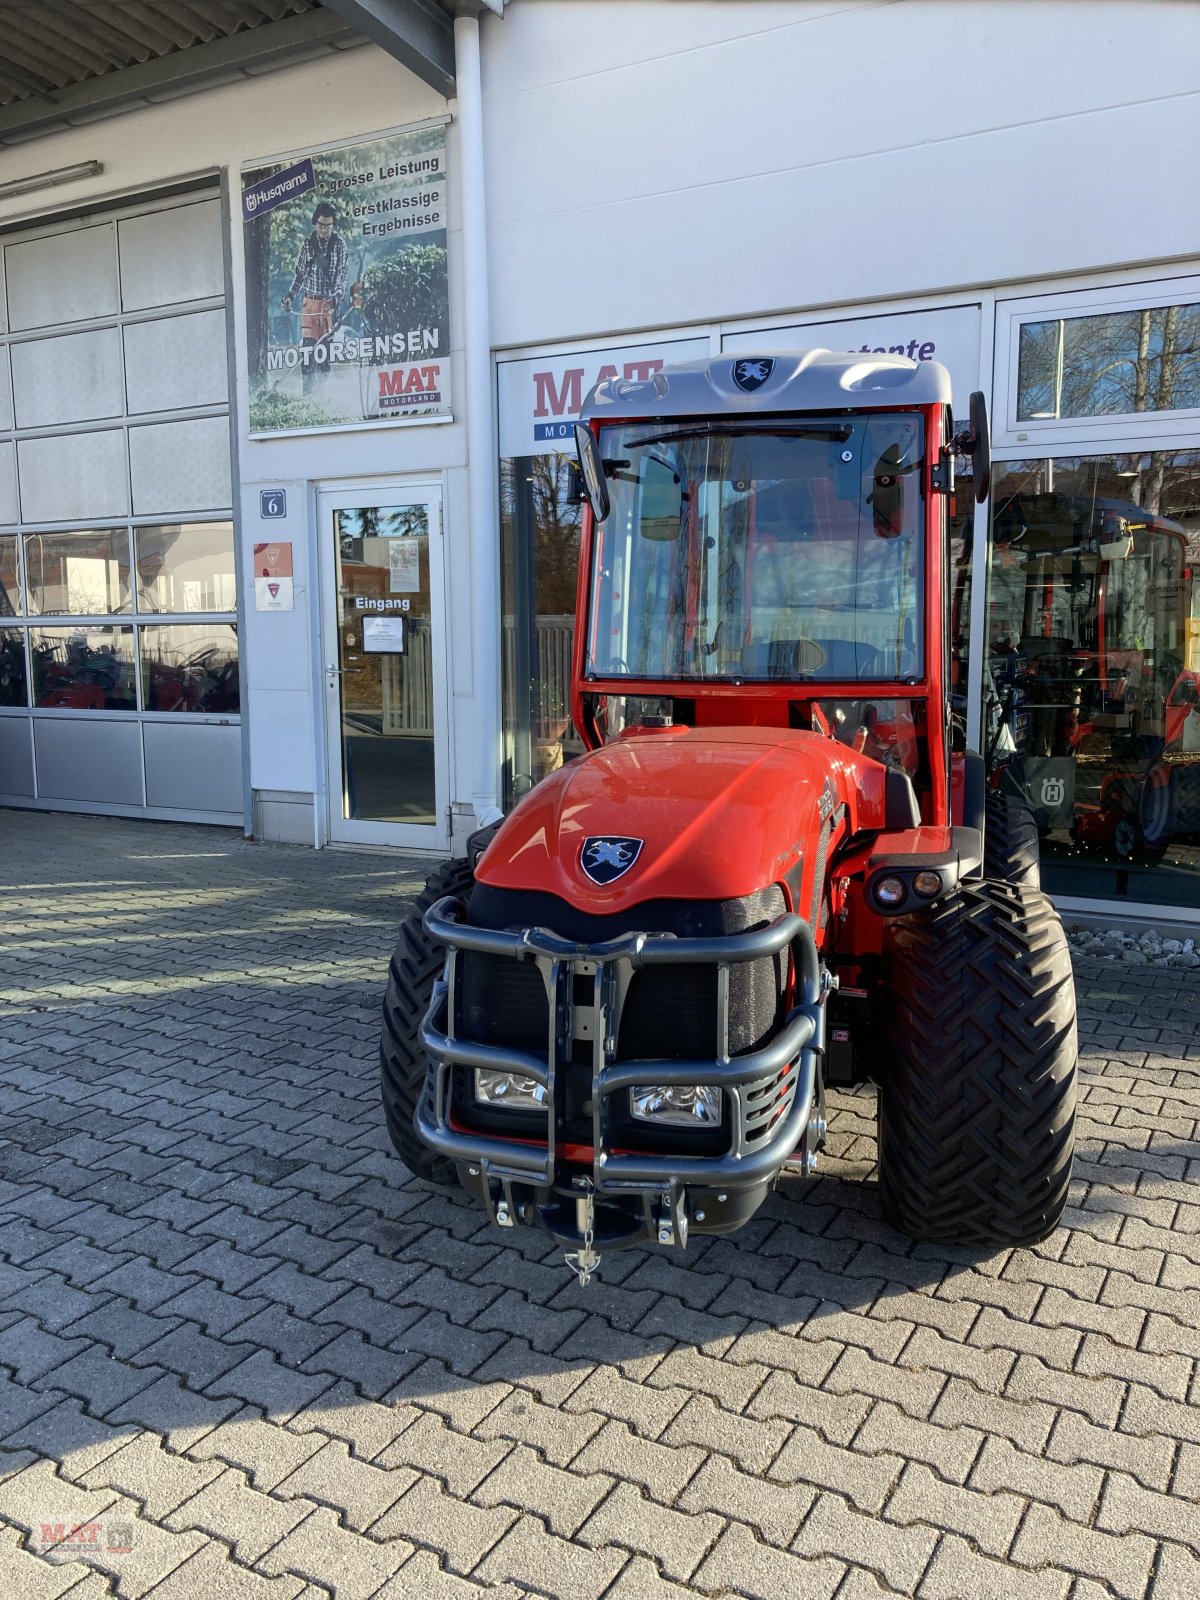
[1096,1471,1200,1553]
[3,814,1197,1600]
[185,1405,326,1491]
[76,1432,222,1519]
[274,1439,412,1532]
[768,1422,902,1512]
[135,1542,310,1600]
[917,1532,1072,1600]
[884,1460,1024,1558]
[374,1413,510,1499]
[371,1473,517,1572]
[471,1443,612,1538]
[571,1419,706,1503]
[257,1504,410,1599]
[476,1513,627,1600]
[577,1479,723,1581]
[678,1452,813,1546]
[793,1490,940,1592]
[746,1370,871,1445]
[693,1520,843,1600]
[562,1365,688,1439]
[475,1390,605,1468]
[164,1465,313,1563]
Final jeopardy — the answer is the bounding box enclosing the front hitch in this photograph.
[415,899,828,1281]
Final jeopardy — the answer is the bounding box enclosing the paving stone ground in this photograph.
[0,807,1198,1600]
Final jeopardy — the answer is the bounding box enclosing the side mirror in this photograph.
[968,391,991,503]
[944,392,991,503]
[573,422,610,524]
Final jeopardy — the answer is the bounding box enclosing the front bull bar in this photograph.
[413,897,826,1214]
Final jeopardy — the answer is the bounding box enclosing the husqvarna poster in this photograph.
[241,118,450,435]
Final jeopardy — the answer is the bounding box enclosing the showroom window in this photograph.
[0,189,240,820]
[989,281,1200,907]
[499,452,582,805]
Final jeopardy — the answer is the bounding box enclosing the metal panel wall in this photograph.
[33,717,144,805]
[0,716,34,795]
[143,720,241,812]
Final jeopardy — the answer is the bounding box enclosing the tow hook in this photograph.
[564,1176,601,1287]
[656,1185,688,1249]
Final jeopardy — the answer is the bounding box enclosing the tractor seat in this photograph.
[741,637,880,680]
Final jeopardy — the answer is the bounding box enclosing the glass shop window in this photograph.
[25,528,131,616]
[139,623,239,714]
[0,537,21,617]
[135,522,236,613]
[985,450,1200,908]
[1017,301,1200,422]
[30,625,136,710]
[0,628,27,706]
[499,453,583,804]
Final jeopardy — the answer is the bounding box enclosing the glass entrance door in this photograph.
[320,483,448,849]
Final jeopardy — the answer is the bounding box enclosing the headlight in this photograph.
[913,869,942,898]
[474,1069,546,1108]
[631,1084,722,1126]
[873,874,907,909]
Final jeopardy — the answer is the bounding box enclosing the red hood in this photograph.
[477,726,890,911]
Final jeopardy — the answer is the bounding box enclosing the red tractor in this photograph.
[381,351,1078,1284]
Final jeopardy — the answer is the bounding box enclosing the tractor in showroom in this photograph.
[380,350,1078,1284]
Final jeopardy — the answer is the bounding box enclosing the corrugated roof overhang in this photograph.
[0,0,500,147]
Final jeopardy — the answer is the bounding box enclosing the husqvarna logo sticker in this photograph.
[732,358,775,393]
[581,836,643,885]
[1041,777,1066,806]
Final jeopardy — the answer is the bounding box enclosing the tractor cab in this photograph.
[571,351,986,824]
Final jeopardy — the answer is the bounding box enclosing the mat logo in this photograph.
[37,1520,134,1554]
[378,364,442,409]
[1041,776,1066,807]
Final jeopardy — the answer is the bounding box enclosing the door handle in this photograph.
[326,663,364,680]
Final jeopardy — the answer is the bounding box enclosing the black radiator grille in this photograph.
[457,951,548,1051]
[449,882,790,1152]
[463,883,787,1060]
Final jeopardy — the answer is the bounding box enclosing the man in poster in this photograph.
[281,202,348,393]
[242,120,451,435]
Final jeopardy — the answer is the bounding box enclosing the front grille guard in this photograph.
[415,896,825,1198]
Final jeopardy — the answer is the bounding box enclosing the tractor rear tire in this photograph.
[380,857,474,1186]
[984,790,1041,889]
[879,880,1077,1247]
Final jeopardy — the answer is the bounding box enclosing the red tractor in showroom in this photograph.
[381,350,1078,1284]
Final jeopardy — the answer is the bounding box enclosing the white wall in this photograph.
[0,45,485,830]
[481,0,1200,349]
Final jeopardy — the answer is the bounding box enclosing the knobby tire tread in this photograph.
[380,857,474,1185]
[983,790,1041,889]
[880,879,1078,1247]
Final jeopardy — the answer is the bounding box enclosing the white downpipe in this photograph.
[454,13,503,830]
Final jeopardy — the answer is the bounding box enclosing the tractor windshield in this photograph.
[586,414,925,683]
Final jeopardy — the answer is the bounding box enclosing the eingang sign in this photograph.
[241,119,451,436]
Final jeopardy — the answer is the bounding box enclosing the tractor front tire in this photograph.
[984,789,1041,889]
[879,880,1077,1247]
[380,857,474,1186]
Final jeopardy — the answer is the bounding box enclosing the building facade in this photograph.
[0,0,1197,921]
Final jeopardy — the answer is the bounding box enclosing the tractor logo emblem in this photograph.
[580,836,644,885]
[1040,777,1066,806]
[732,358,775,393]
